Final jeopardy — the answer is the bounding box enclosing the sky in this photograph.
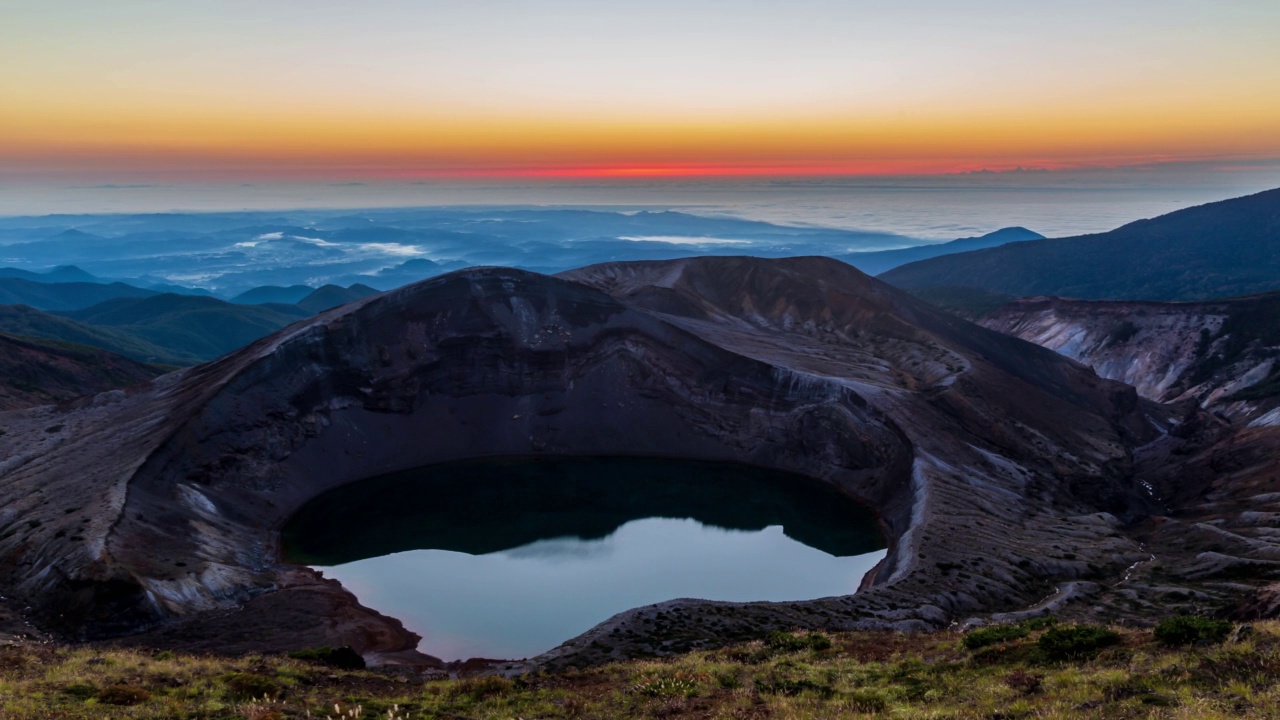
[3,0,1280,183]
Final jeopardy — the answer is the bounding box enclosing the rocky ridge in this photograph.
[981,294,1280,424]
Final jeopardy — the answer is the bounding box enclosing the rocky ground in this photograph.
[981,294,1280,423]
[0,257,1277,672]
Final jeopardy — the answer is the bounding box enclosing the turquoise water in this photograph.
[283,457,887,661]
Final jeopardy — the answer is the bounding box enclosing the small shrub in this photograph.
[445,676,513,703]
[94,684,153,706]
[62,683,97,700]
[633,675,701,698]
[846,689,889,712]
[1004,669,1044,695]
[0,646,30,670]
[1037,625,1121,660]
[289,645,366,670]
[560,696,588,717]
[238,698,288,720]
[714,669,742,690]
[963,624,1029,650]
[963,617,1056,653]
[1102,677,1156,702]
[220,672,283,700]
[765,630,832,654]
[753,677,834,699]
[806,632,833,651]
[766,631,810,652]
[1154,616,1233,647]
[1019,616,1057,631]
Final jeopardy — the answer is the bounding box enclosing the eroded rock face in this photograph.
[982,295,1280,423]
[0,257,1220,668]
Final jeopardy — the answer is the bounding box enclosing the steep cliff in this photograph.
[982,294,1280,422]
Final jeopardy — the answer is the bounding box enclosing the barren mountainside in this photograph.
[982,294,1280,424]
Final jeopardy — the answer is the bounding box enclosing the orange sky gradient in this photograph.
[4,1,1280,181]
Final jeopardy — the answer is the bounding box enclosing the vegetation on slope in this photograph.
[0,278,156,311]
[59,294,310,362]
[905,286,1017,321]
[3,618,1278,719]
[0,305,192,366]
[296,284,379,314]
[0,282,368,367]
[0,332,164,410]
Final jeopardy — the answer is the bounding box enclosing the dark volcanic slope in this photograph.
[0,333,161,411]
[881,188,1280,301]
[0,258,1189,668]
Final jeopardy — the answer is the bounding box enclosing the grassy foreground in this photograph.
[1,619,1277,719]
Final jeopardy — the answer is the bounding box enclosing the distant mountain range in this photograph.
[0,207,992,296]
[0,276,387,365]
[295,284,379,313]
[3,188,1277,378]
[0,265,100,284]
[0,210,1053,367]
[0,278,157,311]
[58,295,311,364]
[880,188,1280,301]
[229,285,317,305]
[842,227,1043,275]
[0,305,187,365]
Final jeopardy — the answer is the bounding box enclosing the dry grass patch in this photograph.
[0,621,1278,718]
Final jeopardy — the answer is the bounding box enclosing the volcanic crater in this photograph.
[1,256,1271,671]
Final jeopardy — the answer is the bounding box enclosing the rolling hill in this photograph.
[0,278,158,311]
[0,304,190,365]
[0,332,163,410]
[229,285,316,305]
[295,283,380,313]
[58,294,310,362]
[0,265,102,284]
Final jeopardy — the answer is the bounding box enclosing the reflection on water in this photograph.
[283,457,887,661]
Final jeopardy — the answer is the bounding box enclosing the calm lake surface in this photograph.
[282,457,887,661]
